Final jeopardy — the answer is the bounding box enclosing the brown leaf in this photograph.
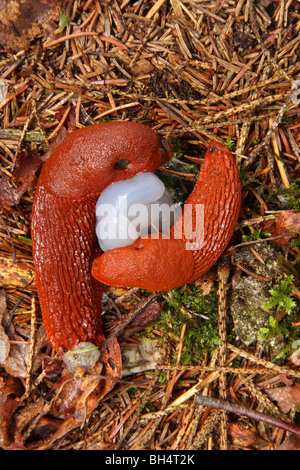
[125,300,164,331]
[228,420,267,449]
[0,290,28,377]
[195,266,217,294]
[260,210,300,246]
[0,106,77,208]
[27,337,122,448]
[277,416,300,450]
[0,374,24,448]
[0,149,42,207]
[0,0,63,52]
[277,434,300,450]
[266,385,300,413]
[0,169,22,207]
[130,59,154,75]
[13,149,43,189]
[0,290,10,363]
[0,290,50,378]
[0,255,35,290]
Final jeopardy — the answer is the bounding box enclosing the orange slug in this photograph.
[31,122,172,353]
[93,140,241,291]
[31,122,241,355]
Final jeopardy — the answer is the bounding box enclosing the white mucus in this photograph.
[95,172,180,252]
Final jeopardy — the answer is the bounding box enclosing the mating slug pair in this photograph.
[31,122,241,355]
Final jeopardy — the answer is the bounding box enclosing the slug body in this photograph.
[92,141,242,291]
[31,122,172,353]
[32,122,241,355]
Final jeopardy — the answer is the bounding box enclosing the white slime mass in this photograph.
[95,172,180,252]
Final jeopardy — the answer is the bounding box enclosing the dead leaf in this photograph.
[0,0,63,52]
[228,420,267,449]
[266,385,300,413]
[0,325,10,363]
[0,255,35,290]
[130,59,154,75]
[276,416,300,450]
[0,149,42,207]
[0,290,10,363]
[13,149,43,190]
[277,433,300,450]
[195,267,216,294]
[0,290,50,378]
[0,107,77,208]
[0,169,23,207]
[122,300,164,335]
[23,337,122,448]
[0,290,29,377]
[260,210,300,246]
[0,374,24,448]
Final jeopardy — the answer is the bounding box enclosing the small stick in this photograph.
[217,258,230,449]
[46,106,72,141]
[43,33,128,50]
[195,394,300,437]
[270,118,290,189]
[146,0,168,19]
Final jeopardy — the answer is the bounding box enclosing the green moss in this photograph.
[55,8,72,34]
[242,229,271,242]
[258,314,300,362]
[147,285,221,364]
[263,275,296,314]
[95,116,112,123]
[276,183,300,209]
[155,160,199,204]
[257,276,299,359]
[225,136,235,150]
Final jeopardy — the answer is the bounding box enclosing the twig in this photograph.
[46,106,72,141]
[227,344,300,379]
[195,394,300,437]
[43,33,128,50]
[22,296,36,401]
[217,258,230,449]
[146,0,168,19]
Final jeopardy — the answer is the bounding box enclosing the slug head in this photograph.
[39,121,173,198]
[92,236,195,291]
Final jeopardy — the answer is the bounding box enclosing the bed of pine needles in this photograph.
[0,0,300,450]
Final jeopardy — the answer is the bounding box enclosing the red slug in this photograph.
[31,122,172,353]
[31,122,241,355]
[93,140,241,291]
